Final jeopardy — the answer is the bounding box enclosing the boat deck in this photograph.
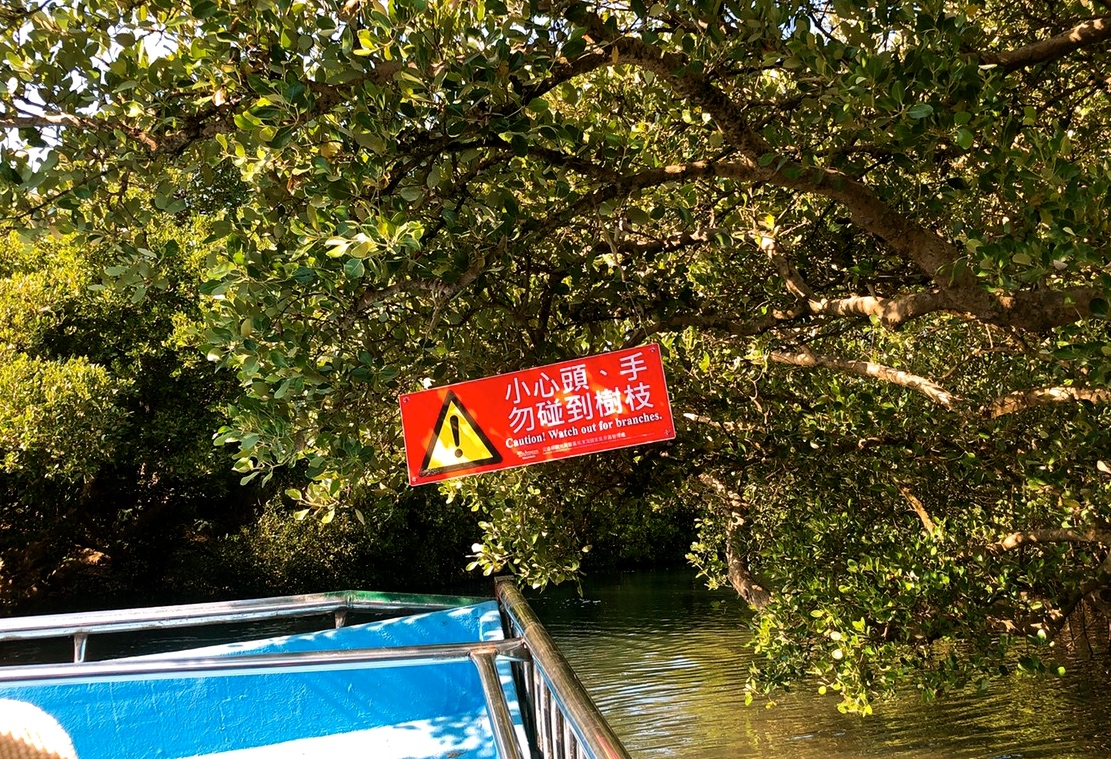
[0,581,629,759]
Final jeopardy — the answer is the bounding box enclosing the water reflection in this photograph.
[528,570,1111,759]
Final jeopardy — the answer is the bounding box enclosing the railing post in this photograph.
[73,632,87,663]
[471,651,525,759]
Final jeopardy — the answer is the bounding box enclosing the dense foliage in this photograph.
[3,0,1111,710]
[0,225,505,607]
[0,223,250,602]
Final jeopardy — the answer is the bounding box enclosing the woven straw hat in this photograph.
[0,700,77,759]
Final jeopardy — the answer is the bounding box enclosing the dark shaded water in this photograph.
[527,570,1111,759]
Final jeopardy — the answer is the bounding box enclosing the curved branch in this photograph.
[994,528,1111,552]
[898,484,937,535]
[756,232,813,299]
[572,9,1103,332]
[519,53,610,103]
[768,349,958,408]
[985,386,1111,418]
[982,16,1111,72]
[699,473,773,609]
[757,234,948,328]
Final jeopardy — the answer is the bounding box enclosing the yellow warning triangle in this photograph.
[419,391,503,477]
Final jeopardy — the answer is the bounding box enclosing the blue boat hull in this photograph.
[0,602,525,759]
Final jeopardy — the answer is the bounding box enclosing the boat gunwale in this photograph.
[0,590,488,642]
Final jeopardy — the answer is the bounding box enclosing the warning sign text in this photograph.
[400,345,675,485]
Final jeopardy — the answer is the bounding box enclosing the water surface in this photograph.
[528,570,1111,759]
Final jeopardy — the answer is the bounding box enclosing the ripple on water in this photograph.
[528,570,1111,759]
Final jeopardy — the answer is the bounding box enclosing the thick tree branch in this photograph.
[572,10,1103,333]
[527,142,1097,334]
[982,16,1111,72]
[994,528,1111,552]
[624,305,807,348]
[699,474,773,610]
[0,112,160,151]
[810,292,950,327]
[617,228,721,256]
[756,232,813,299]
[747,162,1098,330]
[985,386,1111,418]
[768,349,958,408]
[757,234,949,327]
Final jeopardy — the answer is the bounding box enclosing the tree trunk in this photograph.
[725,524,773,610]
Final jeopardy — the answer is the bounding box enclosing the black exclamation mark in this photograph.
[450,415,462,458]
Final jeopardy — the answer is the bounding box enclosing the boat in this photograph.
[0,577,630,759]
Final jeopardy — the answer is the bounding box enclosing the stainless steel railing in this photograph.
[0,590,487,662]
[495,578,632,759]
[0,584,632,759]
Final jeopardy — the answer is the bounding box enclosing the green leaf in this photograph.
[190,0,218,18]
[562,35,587,58]
[0,163,23,185]
[270,126,296,149]
[344,258,365,279]
[907,103,933,119]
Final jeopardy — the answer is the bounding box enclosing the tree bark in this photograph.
[768,349,958,408]
[725,528,773,610]
[981,16,1111,72]
[700,474,773,609]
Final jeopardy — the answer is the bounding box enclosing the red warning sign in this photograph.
[400,345,675,486]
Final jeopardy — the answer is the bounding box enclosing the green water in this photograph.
[527,570,1111,758]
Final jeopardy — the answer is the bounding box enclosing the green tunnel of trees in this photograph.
[3,0,1111,712]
